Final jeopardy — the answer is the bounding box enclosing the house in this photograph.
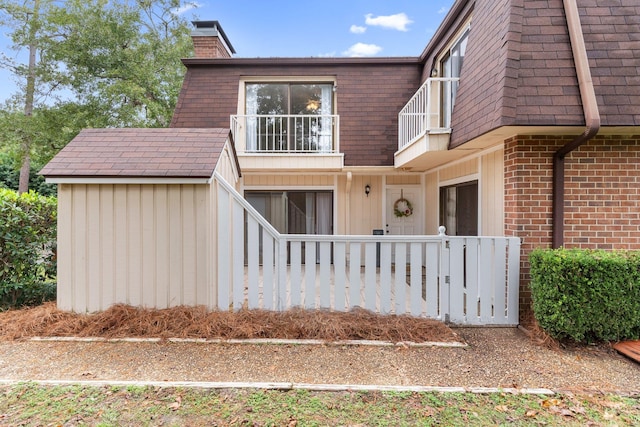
[42,0,640,322]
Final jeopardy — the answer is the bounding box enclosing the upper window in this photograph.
[244,83,335,152]
[246,83,333,116]
[440,27,469,128]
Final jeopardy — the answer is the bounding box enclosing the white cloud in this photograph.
[438,7,449,14]
[350,25,367,34]
[342,43,383,57]
[364,13,413,32]
[172,1,203,15]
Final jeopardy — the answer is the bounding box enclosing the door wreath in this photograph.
[393,197,413,218]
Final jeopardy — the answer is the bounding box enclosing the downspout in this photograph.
[552,0,601,248]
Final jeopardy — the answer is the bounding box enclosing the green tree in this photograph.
[46,0,192,127]
[0,0,193,192]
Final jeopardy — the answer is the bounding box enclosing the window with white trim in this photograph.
[244,83,334,152]
[440,27,469,128]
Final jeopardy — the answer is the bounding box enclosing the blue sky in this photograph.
[187,0,454,58]
[0,0,453,103]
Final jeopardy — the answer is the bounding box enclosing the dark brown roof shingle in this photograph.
[40,128,231,178]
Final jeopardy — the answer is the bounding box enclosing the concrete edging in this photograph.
[0,379,555,395]
[29,336,468,348]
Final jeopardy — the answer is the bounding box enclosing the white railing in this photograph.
[398,77,459,151]
[231,114,339,153]
[214,173,520,326]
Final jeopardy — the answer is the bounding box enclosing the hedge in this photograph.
[530,248,640,343]
[0,188,57,309]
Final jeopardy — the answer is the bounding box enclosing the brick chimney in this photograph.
[191,21,236,58]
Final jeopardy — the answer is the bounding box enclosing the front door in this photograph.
[385,187,421,235]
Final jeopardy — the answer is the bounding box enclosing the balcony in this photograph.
[395,77,459,171]
[231,114,344,172]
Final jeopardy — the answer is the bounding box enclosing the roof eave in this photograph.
[181,57,422,67]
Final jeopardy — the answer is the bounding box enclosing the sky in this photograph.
[0,0,454,103]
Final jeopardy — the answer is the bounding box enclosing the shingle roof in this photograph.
[438,0,640,148]
[40,128,232,178]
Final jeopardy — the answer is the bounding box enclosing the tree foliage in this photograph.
[0,0,194,192]
[44,0,193,127]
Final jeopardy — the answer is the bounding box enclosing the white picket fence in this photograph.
[215,173,520,325]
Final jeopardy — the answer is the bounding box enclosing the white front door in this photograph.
[385,187,421,235]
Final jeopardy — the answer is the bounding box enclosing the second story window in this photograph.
[441,27,469,128]
[245,83,334,152]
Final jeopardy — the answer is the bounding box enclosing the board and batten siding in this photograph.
[480,148,504,236]
[423,147,504,236]
[57,183,212,312]
[216,143,240,185]
[243,174,334,187]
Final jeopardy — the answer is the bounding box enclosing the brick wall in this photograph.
[504,134,640,313]
[193,37,232,58]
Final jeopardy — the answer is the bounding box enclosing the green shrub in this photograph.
[0,188,57,309]
[530,248,640,343]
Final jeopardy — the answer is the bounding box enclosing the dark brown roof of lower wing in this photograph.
[40,128,231,179]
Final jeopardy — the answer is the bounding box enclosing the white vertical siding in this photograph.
[424,173,439,234]
[438,159,478,182]
[215,141,240,185]
[56,185,73,311]
[481,149,505,236]
[57,183,212,312]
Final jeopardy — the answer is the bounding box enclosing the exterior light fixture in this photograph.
[365,184,371,197]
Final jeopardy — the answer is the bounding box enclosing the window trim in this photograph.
[237,76,337,116]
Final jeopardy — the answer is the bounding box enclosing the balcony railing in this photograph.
[398,77,460,151]
[231,114,339,154]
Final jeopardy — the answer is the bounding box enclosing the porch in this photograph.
[215,173,520,326]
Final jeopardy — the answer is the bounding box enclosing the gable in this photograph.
[40,128,234,180]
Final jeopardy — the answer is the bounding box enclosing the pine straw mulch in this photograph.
[0,302,460,343]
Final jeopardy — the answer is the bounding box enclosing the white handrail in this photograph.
[398,77,460,150]
[231,114,339,154]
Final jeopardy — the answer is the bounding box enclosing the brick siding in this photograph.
[504,134,640,312]
[193,37,232,59]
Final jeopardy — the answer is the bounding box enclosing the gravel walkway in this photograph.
[0,328,638,394]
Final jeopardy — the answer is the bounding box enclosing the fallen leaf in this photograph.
[168,396,182,411]
[495,405,509,412]
[559,408,574,417]
[525,410,537,418]
[542,398,561,408]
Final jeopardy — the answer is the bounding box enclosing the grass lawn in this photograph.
[1,383,638,426]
